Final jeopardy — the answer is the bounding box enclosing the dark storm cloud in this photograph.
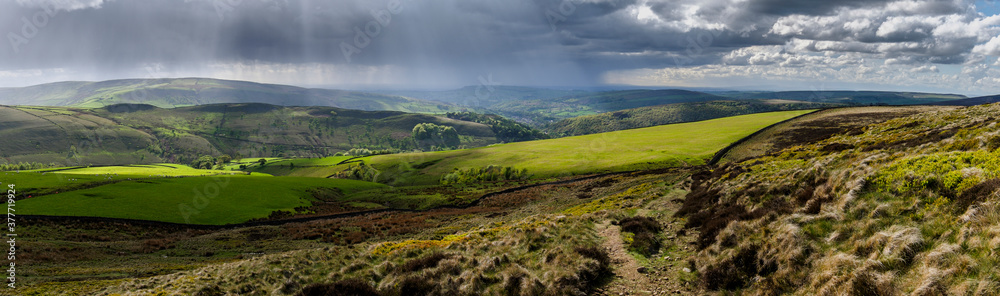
[746,0,898,16]
[0,0,997,89]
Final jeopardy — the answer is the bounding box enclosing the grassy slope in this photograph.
[0,104,503,165]
[716,105,958,163]
[545,99,838,136]
[371,86,589,107]
[681,103,1000,294]
[345,110,813,185]
[0,105,161,165]
[18,176,385,225]
[488,89,729,124]
[0,78,460,113]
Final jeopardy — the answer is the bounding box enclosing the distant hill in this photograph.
[0,78,461,113]
[717,90,966,105]
[545,99,839,137]
[928,94,1000,106]
[0,103,540,166]
[370,86,590,108]
[485,89,731,125]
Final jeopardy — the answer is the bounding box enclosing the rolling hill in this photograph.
[0,78,461,113]
[267,110,814,185]
[0,103,534,166]
[370,85,589,108]
[718,90,966,105]
[486,89,732,124]
[929,94,1000,106]
[23,100,1000,295]
[545,99,838,137]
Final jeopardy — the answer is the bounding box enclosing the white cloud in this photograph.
[604,51,1000,95]
[764,0,1000,64]
[911,65,939,72]
[973,35,1000,55]
[14,0,109,11]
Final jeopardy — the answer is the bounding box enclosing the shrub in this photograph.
[440,165,530,185]
[0,162,59,171]
[618,216,662,256]
[334,162,381,182]
[395,276,435,296]
[988,135,1000,151]
[400,252,450,273]
[702,244,776,290]
[574,246,611,268]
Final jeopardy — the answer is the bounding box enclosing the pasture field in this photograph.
[335,110,814,185]
[17,176,386,225]
[33,164,268,177]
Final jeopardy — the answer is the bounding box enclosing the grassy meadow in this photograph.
[17,176,385,225]
[336,110,814,185]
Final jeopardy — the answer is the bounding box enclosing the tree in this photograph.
[218,155,232,165]
[412,123,461,150]
[190,155,216,169]
[258,158,267,166]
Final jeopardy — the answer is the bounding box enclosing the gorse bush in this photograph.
[873,149,1000,197]
[440,165,530,185]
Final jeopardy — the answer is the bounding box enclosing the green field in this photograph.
[17,176,386,225]
[332,110,814,185]
[12,111,810,224]
[34,164,268,177]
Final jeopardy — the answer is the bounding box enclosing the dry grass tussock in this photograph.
[95,214,612,296]
[678,104,1000,294]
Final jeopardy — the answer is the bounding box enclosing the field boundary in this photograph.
[20,168,684,229]
[707,109,823,165]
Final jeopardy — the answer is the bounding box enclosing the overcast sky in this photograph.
[1,0,1000,95]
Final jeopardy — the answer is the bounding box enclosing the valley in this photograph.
[3,81,1000,296]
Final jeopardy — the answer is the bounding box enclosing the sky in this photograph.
[1,0,1000,95]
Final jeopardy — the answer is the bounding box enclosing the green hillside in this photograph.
[0,103,535,166]
[488,89,730,124]
[296,110,814,185]
[546,99,838,137]
[0,78,460,113]
[372,85,589,108]
[18,175,385,225]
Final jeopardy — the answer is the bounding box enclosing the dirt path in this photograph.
[595,222,657,295]
[591,182,708,296]
[594,218,706,296]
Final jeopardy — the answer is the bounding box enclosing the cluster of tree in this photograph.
[189,154,234,170]
[0,162,59,171]
[336,148,400,157]
[332,162,381,182]
[412,123,461,149]
[445,112,549,143]
[440,165,530,185]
